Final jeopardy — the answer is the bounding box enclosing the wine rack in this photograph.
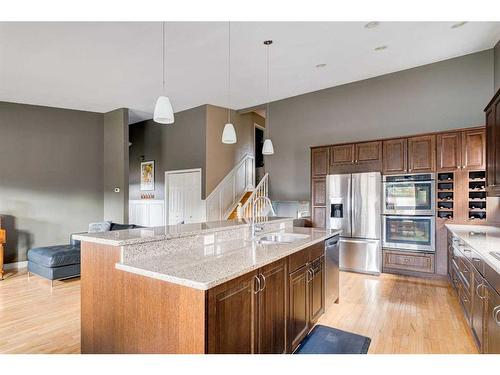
[437,172,454,220]
[468,170,486,221]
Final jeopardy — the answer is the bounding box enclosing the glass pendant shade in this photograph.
[222,123,237,144]
[262,138,274,155]
[153,96,174,124]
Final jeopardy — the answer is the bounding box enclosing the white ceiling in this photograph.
[1,22,499,123]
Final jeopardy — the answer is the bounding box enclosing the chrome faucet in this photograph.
[251,196,276,239]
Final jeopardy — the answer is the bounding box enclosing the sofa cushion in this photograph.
[88,221,112,233]
[110,223,139,231]
[27,245,80,268]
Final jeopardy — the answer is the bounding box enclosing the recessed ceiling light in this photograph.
[451,21,467,29]
[316,63,327,68]
[374,45,388,51]
[364,21,380,29]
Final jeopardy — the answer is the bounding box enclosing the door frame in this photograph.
[164,168,203,226]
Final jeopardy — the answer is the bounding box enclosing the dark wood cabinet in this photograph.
[257,259,287,354]
[383,138,407,174]
[471,268,486,351]
[311,178,326,206]
[462,129,486,170]
[408,135,436,172]
[355,141,382,163]
[288,265,310,352]
[312,206,325,228]
[309,256,325,324]
[311,147,329,177]
[207,271,259,354]
[485,88,500,195]
[383,249,435,274]
[485,284,500,354]
[437,132,462,171]
[330,144,354,165]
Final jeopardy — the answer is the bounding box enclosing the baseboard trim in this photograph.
[4,261,28,270]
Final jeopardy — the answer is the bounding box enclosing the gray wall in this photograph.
[129,106,207,200]
[495,40,500,92]
[0,102,104,263]
[103,108,129,223]
[265,50,495,201]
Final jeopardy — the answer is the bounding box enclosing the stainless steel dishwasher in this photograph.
[325,235,340,307]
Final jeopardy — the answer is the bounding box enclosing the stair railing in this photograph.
[242,173,270,220]
[205,154,254,222]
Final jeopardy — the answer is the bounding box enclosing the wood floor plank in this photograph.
[0,269,477,354]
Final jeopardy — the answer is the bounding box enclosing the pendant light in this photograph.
[222,22,237,144]
[262,40,274,155]
[153,22,174,124]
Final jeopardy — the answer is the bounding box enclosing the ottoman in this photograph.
[27,244,81,285]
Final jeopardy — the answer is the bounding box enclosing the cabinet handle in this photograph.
[355,160,358,164]
[306,269,313,283]
[462,295,469,303]
[494,306,500,326]
[476,283,486,300]
[259,273,266,292]
[254,275,261,294]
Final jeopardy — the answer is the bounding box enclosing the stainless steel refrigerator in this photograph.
[326,172,381,275]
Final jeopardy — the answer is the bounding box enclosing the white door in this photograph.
[167,170,202,225]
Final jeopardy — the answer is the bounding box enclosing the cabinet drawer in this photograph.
[309,241,324,262]
[289,248,309,274]
[383,250,435,273]
[458,257,472,288]
[458,283,472,322]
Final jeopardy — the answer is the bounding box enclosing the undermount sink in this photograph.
[256,232,309,245]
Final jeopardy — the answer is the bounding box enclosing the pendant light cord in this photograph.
[162,22,166,95]
[266,42,270,138]
[227,22,231,124]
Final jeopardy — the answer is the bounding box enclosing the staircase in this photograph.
[205,153,272,222]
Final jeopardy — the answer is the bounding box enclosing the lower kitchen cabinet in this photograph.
[382,249,435,274]
[207,241,331,354]
[288,265,310,352]
[447,230,500,354]
[207,270,259,354]
[258,259,288,354]
[288,249,326,352]
[485,284,500,353]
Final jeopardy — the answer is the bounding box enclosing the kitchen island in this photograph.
[75,217,341,354]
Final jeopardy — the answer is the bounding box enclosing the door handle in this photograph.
[259,273,266,292]
[476,283,486,300]
[254,275,261,294]
[493,306,500,326]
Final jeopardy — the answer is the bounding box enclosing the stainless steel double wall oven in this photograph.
[382,173,436,253]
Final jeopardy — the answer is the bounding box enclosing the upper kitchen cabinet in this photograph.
[462,129,486,170]
[383,138,408,174]
[437,132,462,171]
[355,141,382,167]
[311,147,329,177]
[330,144,354,166]
[408,135,436,172]
[485,88,500,195]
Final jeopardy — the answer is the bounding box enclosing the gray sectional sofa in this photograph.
[27,222,141,286]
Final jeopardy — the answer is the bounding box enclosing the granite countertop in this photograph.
[73,216,293,246]
[445,224,500,274]
[115,226,341,290]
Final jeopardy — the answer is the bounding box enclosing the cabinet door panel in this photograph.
[312,178,326,206]
[258,259,287,354]
[495,100,500,189]
[309,257,325,325]
[355,141,382,163]
[288,266,310,352]
[311,148,329,177]
[383,138,407,174]
[330,144,354,165]
[437,132,461,171]
[485,286,500,354]
[471,270,485,352]
[312,207,326,228]
[463,129,486,170]
[207,271,258,354]
[486,107,496,189]
[408,135,436,172]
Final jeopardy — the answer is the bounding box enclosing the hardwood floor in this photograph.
[0,270,80,354]
[0,269,477,354]
[319,271,478,354]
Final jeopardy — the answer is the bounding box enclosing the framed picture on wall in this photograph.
[140,160,155,191]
